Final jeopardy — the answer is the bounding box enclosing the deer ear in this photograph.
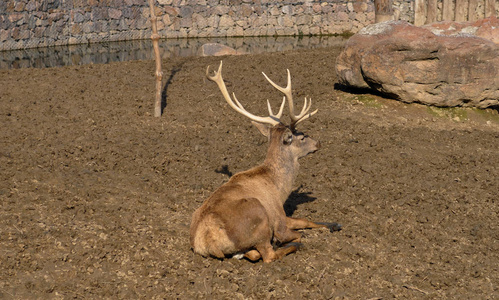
[251,121,271,138]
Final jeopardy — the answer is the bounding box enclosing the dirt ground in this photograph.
[0,45,498,299]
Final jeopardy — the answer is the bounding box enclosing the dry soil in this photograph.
[0,46,498,299]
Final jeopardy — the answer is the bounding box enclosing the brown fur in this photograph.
[190,124,340,263]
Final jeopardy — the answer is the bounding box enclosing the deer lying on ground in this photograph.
[190,62,341,263]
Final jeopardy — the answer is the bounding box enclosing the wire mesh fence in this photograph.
[3,0,495,52]
[1,0,382,51]
[1,0,151,51]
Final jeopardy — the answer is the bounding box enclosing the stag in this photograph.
[190,62,341,263]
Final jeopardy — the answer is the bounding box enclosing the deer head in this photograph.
[206,61,321,177]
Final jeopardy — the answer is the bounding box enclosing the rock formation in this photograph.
[336,18,499,108]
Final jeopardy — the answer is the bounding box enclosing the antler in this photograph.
[207,61,285,126]
[262,69,318,128]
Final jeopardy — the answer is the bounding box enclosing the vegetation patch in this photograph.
[472,107,499,123]
[427,106,468,121]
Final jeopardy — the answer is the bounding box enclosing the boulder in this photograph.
[336,19,499,108]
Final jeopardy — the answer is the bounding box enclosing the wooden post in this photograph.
[374,0,393,23]
[426,0,438,23]
[455,0,468,21]
[148,0,163,117]
[414,0,427,26]
[485,0,496,17]
[468,0,479,21]
[442,0,454,21]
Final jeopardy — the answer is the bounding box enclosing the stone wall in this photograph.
[1,0,413,51]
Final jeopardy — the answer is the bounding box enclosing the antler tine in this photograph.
[267,97,286,120]
[262,69,318,128]
[294,98,318,126]
[262,70,295,120]
[206,61,281,126]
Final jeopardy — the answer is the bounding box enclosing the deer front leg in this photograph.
[286,217,342,233]
[244,242,301,263]
[274,221,303,244]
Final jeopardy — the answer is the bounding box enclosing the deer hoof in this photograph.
[283,242,303,250]
[328,222,342,232]
[317,222,342,232]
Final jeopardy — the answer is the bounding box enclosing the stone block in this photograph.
[180,6,193,18]
[241,4,253,18]
[0,16,11,30]
[5,1,15,13]
[164,6,180,16]
[235,20,246,29]
[19,29,30,40]
[299,25,310,35]
[73,11,85,23]
[192,13,207,29]
[71,23,82,35]
[251,14,266,27]
[282,5,292,15]
[309,25,321,35]
[9,13,24,23]
[0,29,10,42]
[335,11,349,22]
[82,22,93,33]
[219,15,234,28]
[90,8,102,21]
[10,27,20,39]
[162,14,172,26]
[180,17,192,28]
[108,8,122,19]
[15,2,26,12]
[322,4,333,14]
[353,1,368,12]
[280,15,294,27]
[347,2,354,12]
[296,14,311,26]
[111,0,124,6]
[26,1,39,11]
[312,3,321,13]
[269,5,280,16]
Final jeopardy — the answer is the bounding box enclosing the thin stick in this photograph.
[403,284,428,295]
[148,0,163,117]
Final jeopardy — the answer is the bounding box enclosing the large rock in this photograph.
[336,19,499,108]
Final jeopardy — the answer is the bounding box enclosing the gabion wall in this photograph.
[1,0,417,51]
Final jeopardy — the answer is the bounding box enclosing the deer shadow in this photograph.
[284,185,317,217]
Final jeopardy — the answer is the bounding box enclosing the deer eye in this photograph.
[283,132,293,145]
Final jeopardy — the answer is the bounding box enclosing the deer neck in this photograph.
[263,153,299,202]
